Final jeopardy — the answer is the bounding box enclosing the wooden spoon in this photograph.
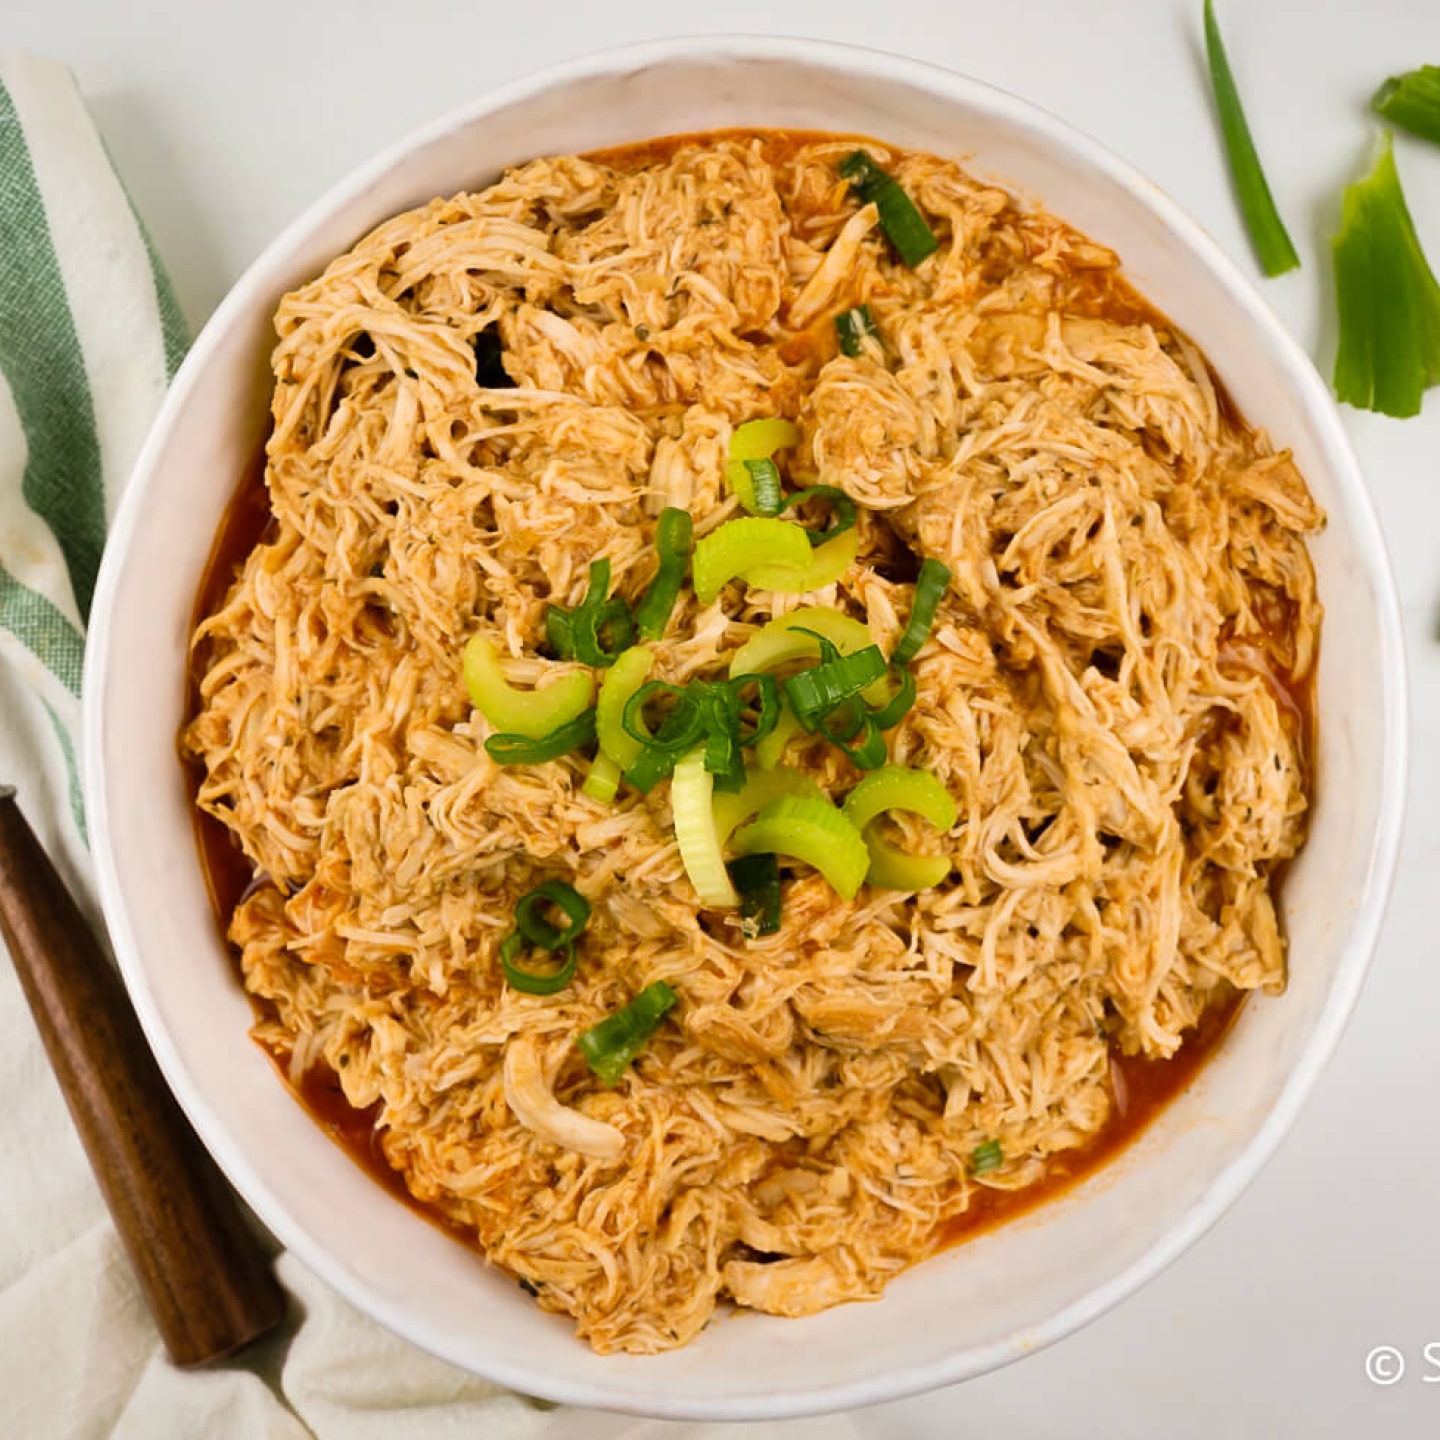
[0,786,286,1364]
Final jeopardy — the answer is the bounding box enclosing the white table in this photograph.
[6,0,1440,1434]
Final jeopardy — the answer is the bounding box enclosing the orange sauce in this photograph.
[586,126,851,172]
[182,129,1307,1268]
[184,442,274,931]
[934,988,1244,1250]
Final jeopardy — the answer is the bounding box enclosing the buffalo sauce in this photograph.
[933,987,1245,1252]
[181,130,1310,1271]
[183,441,273,931]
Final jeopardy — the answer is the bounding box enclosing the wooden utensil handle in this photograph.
[0,789,286,1365]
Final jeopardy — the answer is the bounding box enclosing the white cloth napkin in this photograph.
[0,48,874,1440]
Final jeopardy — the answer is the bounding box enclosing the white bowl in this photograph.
[83,36,1407,1420]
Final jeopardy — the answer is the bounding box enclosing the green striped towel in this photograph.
[0,50,186,848]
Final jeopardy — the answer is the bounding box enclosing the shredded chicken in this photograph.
[184,133,1323,1355]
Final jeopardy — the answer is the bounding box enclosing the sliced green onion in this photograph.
[581,753,622,803]
[971,1139,1003,1176]
[1202,0,1300,277]
[514,879,590,950]
[728,613,901,766]
[838,150,939,268]
[545,559,635,669]
[673,747,739,905]
[728,417,802,514]
[782,643,888,729]
[574,559,636,667]
[1374,66,1440,145]
[701,684,747,794]
[731,794,870,900]
[867,665,917,731]
[1333,132,1440,418]
[728,673,781,749]
[712,764,826,845]
[500,933,579,995]
[835,304,881,358]
[728,853,782,937]
[463,636,594,737]
[812,685,859,736]
[633,508,694,641]
[746,527,860,593]
[485,707,597,765]
[823,707,887,770]
[743,458,785,516]
[779,485,857,547]
[691,517,813,603]
[577,981,678,1086]
[595,646,655,772]
[893,556,952,666]
[588,605,634,657]
[622,746,679,795]
[729,609,882,692]
[621,681,710,794]
[621,681,708,754]
[544,606,575,660]
[705,737,746,796]
[842,766,957,892]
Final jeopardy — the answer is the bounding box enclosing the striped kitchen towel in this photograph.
[0,49,186,847]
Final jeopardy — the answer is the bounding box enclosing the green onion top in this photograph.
[500,933,579,995]
[485,707,597,765]
[621,689,704,794]
[835,304,882,358]
[727,852,782,937]
[970,1139,1004,1176]
[544,605,576,660]
[545,558,635,667]
[779,485,857,548]
[1202,0,1300,277]
[577,981,679,1086]
[633,508,694,642]
[1332,132,1440,417]
[839,150,940,268]
[1374,66,1440,146]
[728,673,782,749]
[701,683,747,794]
[622,681,709,756]
[618,674,782,796]
[743,458,785,517]
[863,664,917,732]
[514,879,590,949]
[499,878,591,995]
[819,704,888,770]
[782,636,888,729]
[893,556,952,665]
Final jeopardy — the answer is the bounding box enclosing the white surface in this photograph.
[80,35,1406,1421]
[8,0,1440,1434]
